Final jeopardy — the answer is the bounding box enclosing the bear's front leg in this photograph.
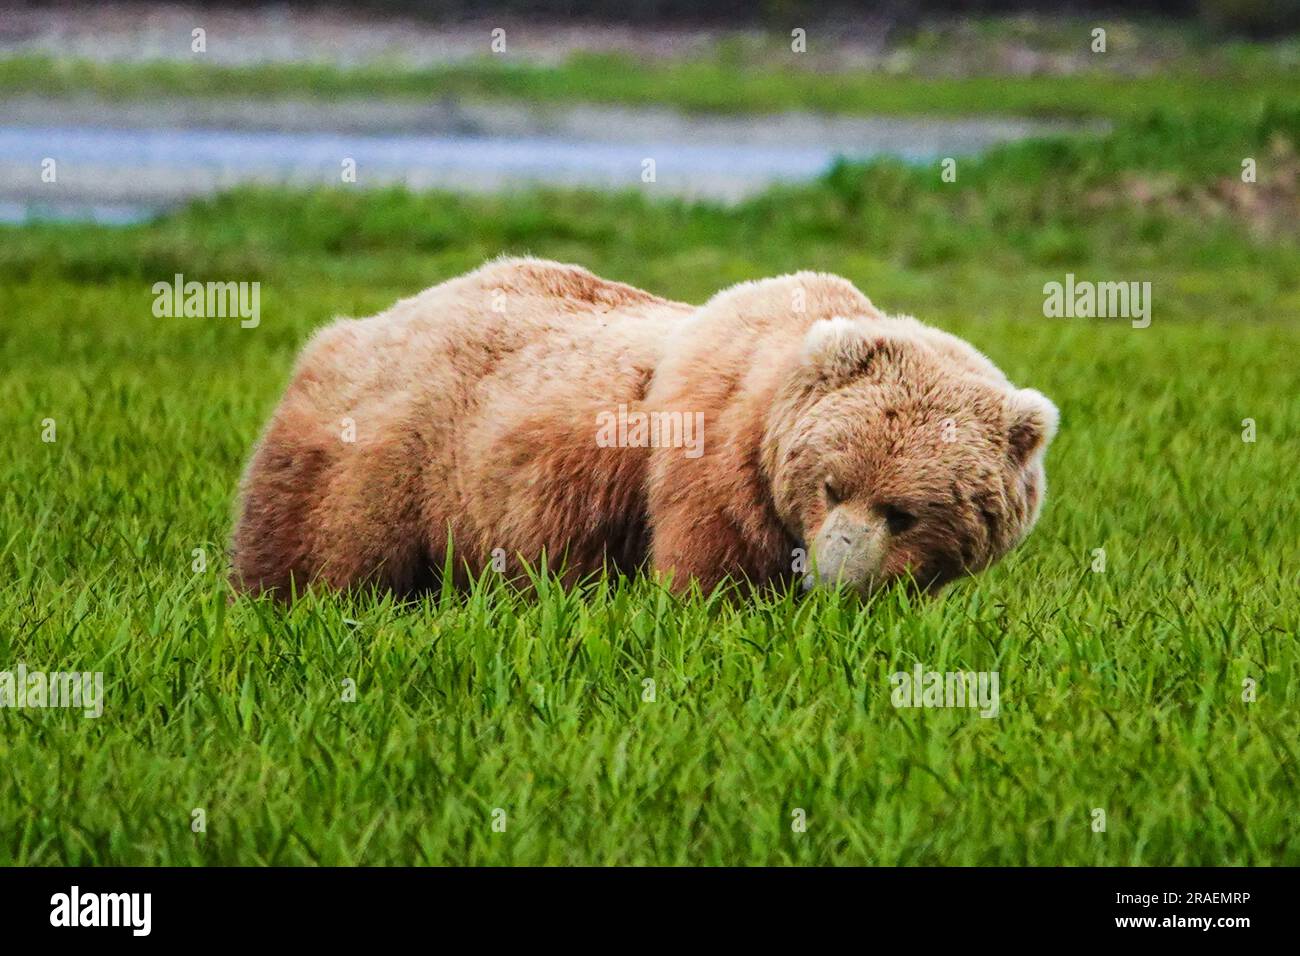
[649,505,735,594]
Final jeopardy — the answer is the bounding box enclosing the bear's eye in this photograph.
[882,505,918,536]
[823,478,843,507]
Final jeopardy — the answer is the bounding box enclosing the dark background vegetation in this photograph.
[13,0,1300,34]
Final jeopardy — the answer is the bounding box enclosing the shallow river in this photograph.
[0,98,1095,222]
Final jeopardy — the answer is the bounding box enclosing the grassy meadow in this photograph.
[1,39,1299,864]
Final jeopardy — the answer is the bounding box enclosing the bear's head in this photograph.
[763,315,1058,597]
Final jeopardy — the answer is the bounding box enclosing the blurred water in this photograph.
[0,103,1090,223]
[0,198,152,225]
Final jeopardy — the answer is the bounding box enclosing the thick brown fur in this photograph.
[231,258,1057,600]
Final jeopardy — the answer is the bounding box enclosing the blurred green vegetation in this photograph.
[1,45,1296,119]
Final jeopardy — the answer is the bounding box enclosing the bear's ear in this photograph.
[799,316,898,386]
[1006,388,1059,465]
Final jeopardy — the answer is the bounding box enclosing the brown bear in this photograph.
[230,257,1057,600]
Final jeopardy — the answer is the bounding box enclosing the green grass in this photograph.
[4,46,1300,120]
[1,113,1298,865]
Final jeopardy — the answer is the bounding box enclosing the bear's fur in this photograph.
[231,258,1057,599]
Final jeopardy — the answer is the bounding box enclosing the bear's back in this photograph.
[277,258,689,424]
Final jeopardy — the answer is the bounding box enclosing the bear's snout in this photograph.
[808,507,889,596]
